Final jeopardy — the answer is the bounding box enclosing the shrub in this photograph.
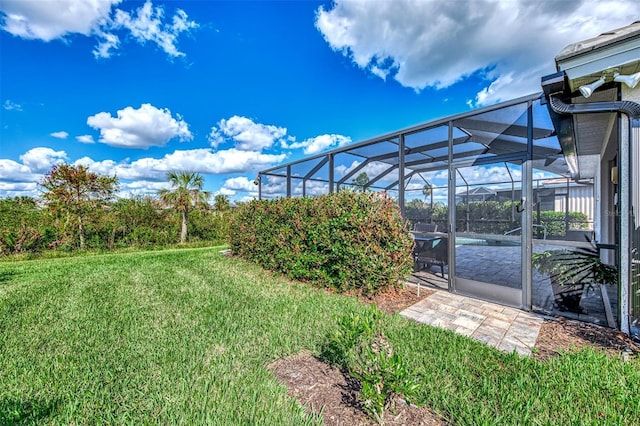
[188,208,233,244]
[0,197,58,255]
[321,305,420,423]
[537,211,589,237]
[230,191,413,295]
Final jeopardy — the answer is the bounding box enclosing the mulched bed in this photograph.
[268,351,446,426]
[533,316,640,360]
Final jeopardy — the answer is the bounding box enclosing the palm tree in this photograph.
[422,182,434,222]
[158,171,209,243]
[213,194,231,212]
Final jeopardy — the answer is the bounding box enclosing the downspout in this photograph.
[548,94,640,335]
[548,95,640,117]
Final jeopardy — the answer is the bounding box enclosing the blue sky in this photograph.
[0,0,636,202]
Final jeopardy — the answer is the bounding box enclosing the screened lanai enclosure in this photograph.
[257,93,616,327]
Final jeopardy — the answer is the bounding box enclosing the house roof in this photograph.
[556,20,640,62]
[542,21,640,179]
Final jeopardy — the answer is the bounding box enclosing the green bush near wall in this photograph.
[230,191,414,295]
[537,211,589,237]
[407,200,590,237]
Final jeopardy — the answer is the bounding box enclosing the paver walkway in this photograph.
[401,290,543,356]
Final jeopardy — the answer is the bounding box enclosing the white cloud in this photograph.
[0,158,39,182]
[257,175,287,196]
[2,99,22,111]
[335,160,394,185]
[452,165,522,186]
[118,180,169,198]
[2,141,287,198]
[335,160,360,178]
[222,176,255,192]
[73,157,118,176]
[209,116,288,151]
[238,194,259,203]
[0,180,39,198]
[76,148,286,183]
[0,0,197,59]
[76,135,95,144]
[316,0,637,106]
[357,161,397,185]
[216,187,236,197]
[108,1,198,59]
[50,131,69,139]
[0,0,119,41]
[93,31,119,59]
[0,158,44,197]
[19,147,67,173]
[282,134,351,154]
[162,148,286,175]
[87,103,192,149]
[405,182,427,191]
[293,180,329,196]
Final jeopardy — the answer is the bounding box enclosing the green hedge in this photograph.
[230,191,414,295]
[537,211,589,237]
[407,200,590,237]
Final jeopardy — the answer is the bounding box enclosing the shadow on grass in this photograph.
[0,397,58,424]
[0,269,19,285]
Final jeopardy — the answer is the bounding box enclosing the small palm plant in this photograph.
[158,171,209,243]
[532,241,617,313]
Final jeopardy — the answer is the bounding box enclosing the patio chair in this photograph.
[414,237,448,278]
[413,222,437,233]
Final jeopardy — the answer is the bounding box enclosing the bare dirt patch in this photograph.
[362,285,433,315]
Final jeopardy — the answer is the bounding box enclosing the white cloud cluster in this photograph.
[3,99,22,111]
[294,180,329,197]
[87,103,192,149]
[118,180,169,198]
[100,1,198,59]
[282,134,352,155]
[0,148,66,195]
[20,147,68,172]
[456,165,522,185]
[0,180,38,195]
[222,176,256,192]
[334,160,395,186]
[50,131,69,139]
[0,0,119,41]
[76,135,95,144]
[0,143,290,198]
[0,159,39,183]
[209,117,354,197]
[1,112,349,199]
[76,148,287,181]
[216,187,237,197]
[0,0,198,59]
[316,0,636,106]
[209,116,288,150]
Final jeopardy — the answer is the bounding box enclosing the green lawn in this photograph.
[1,247,638,424]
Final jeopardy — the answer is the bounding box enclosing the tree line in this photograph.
[0,164,233,256]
